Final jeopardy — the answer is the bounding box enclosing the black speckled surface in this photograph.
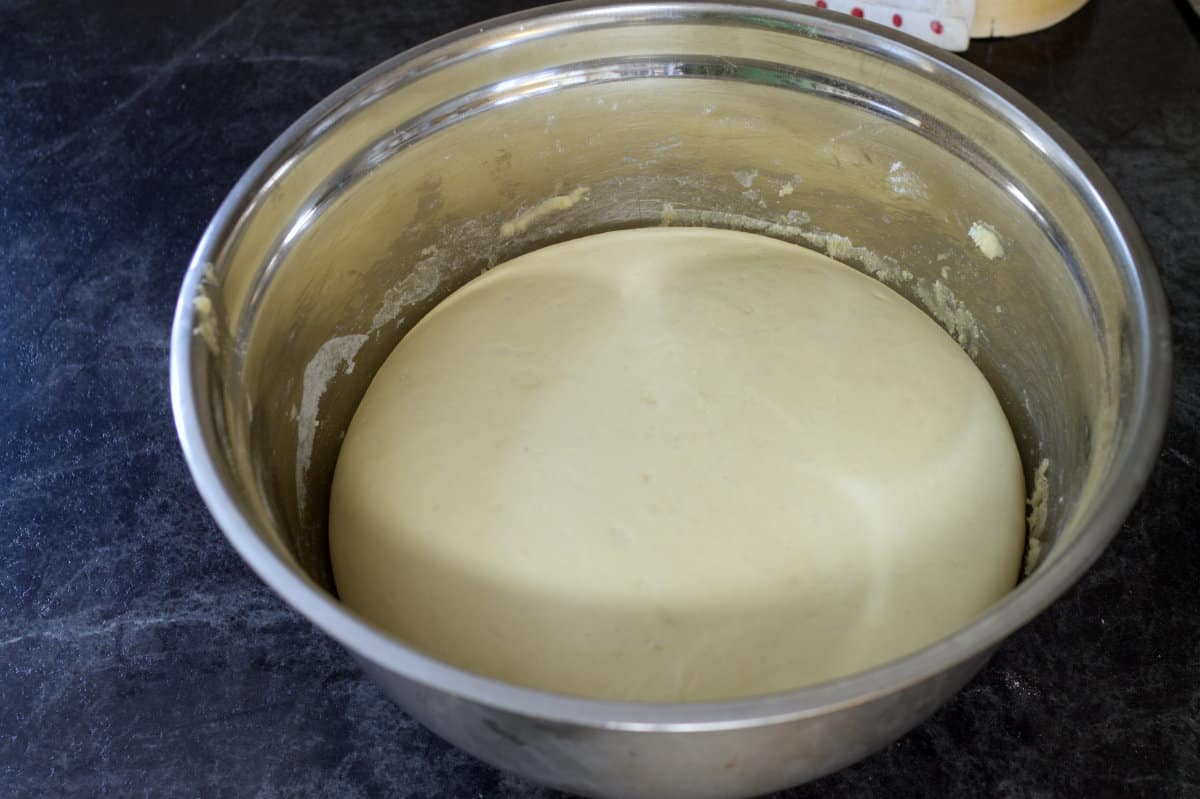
[1,1,1198,796]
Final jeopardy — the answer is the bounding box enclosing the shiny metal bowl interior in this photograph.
[170,3,1170,797]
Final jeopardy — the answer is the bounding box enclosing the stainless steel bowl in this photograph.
[170,3,1171,796]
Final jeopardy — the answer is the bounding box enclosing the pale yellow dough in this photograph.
[330,227,1025,702]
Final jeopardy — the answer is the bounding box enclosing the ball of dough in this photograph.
[330,227,1025,702]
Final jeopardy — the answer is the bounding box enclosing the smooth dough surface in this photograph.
[330,227,1025,702]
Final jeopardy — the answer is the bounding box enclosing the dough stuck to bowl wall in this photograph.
[329,227,1027,702]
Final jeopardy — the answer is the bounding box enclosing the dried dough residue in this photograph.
[499,186,589,238]
[192,296,219,355]
[371,251,442,331]
[916,279,981,358]
[969,222,1005,260]
[888,162,928,200]
[295,334,368,514]
[192,263,220,356]
[1024,458,1051,576]
[733,169,758,189]
[805,231,915,287]
[662,208,811,246]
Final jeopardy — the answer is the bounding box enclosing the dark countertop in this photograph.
[2,1,1197,796]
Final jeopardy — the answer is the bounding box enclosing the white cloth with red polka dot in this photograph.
[793,0,975,50]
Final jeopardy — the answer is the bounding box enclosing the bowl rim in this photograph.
[170,0,1172,731]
